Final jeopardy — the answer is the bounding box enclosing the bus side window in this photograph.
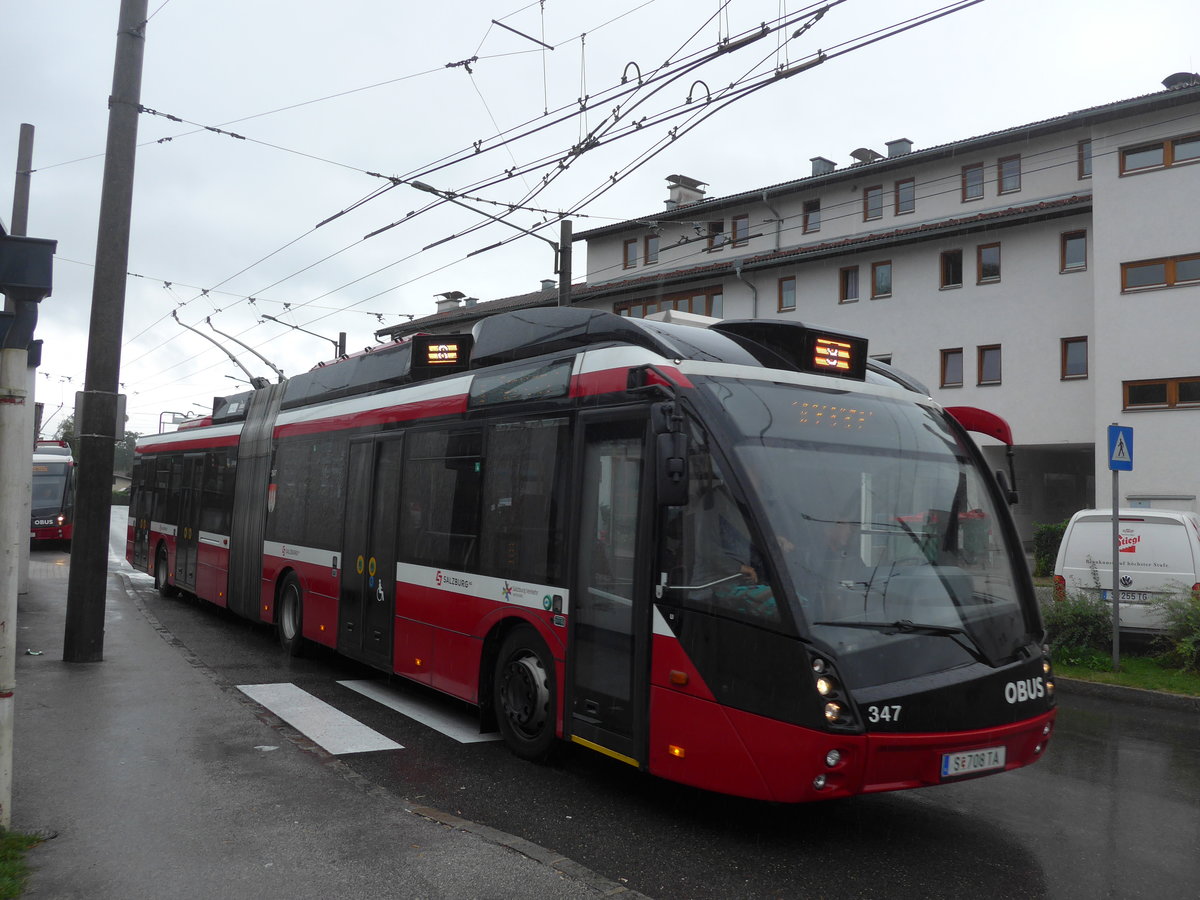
[400,428,483,571]
[478,418,569,584]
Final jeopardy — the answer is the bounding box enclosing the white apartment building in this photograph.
[382,76,1200,544]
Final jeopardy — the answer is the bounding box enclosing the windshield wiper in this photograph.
[812,618,993,666]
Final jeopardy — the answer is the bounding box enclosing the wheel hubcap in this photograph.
[501,653,549,738]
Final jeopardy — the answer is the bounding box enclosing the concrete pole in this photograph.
[0,341,32,828]
[11,124,36,596]
[558,220,572,306]
[0,124,40,829]
[63,0,148,663]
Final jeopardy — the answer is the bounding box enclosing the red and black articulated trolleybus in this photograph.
[32,440,76,545]
[128,307,1055,802]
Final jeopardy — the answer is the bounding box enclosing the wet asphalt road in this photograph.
[96,519,1200,899]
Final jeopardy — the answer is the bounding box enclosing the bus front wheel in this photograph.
[493,625,556,761]
[277,573,306,657]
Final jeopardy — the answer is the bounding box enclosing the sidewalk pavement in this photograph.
[13,558,639,899]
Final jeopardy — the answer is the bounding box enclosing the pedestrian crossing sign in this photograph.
[1108,425,1133,471]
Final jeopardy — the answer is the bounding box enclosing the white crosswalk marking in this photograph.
[339,680,502,744]
[237,683,404,755]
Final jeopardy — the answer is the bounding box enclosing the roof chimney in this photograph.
[1163,72,1200,90]
[435,290,465,313]
[810,156,836,176]
[540,279,556,292]
[666,174,707,207]
[886,138,913,157]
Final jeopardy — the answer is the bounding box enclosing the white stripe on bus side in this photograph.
[395,562,570,616]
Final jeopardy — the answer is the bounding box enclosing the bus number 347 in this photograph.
[867,705,902,723]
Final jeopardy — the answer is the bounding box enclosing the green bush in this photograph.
[1032,520,1068,577]
[1044,592,1111,653]
[1152,590,1200,671]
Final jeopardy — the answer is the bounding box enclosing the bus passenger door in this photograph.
[569,414,652,767]
[176,454,203,591]
[339,436,404,670]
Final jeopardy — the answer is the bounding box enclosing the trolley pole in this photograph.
[63,0,148,663]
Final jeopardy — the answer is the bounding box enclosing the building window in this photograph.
[615,287,723,319]
[644,234,659,265]
[1121,133,1200,174]
[871,261,892,299]
[978,345,1002,385]
[977,243,1001,284]
[1078,139,1092,179]
[1061,337,1088,379]
[778,276,796,312]
[1123,376,1200,410]
[707,221,726,250]
[863,186,883,221]
[998,155,1021,193]
[962,163,985,201]
[731,214,750,247]
[803,199,821,233]
[1121,253,1200,291]
[941,349,964,388]
[1061,231,1087,272]
[623,239,637,269]
[839,266,859,303]
[894,178,915,215]
[940,250,963,288]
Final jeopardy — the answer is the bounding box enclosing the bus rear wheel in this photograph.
[154,547,174,598]
[277,573,306,657]
[493,625,556,761]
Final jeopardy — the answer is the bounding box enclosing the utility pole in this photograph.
[0,143,56,828]
[7,125,37,596]
[63,0,148,663]
[558,219,572,306]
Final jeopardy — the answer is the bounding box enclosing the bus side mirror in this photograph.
[657,431,689,507]
[995,469,1018,506]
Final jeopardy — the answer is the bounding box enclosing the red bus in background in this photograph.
[128,307,1055,802]
[31,440,75,545]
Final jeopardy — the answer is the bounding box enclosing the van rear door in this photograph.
[1056,511,1199,632]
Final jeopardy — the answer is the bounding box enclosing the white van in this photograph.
[1053,508,1200,633]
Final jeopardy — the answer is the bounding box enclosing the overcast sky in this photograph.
[3,0,1197,435]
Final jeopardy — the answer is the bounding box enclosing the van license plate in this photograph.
[941,746,1005,779]
[1101,590,1150,604]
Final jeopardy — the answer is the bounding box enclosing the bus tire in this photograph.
[154,547,175,598]
[493,624,557,762]
[277,573,306,657]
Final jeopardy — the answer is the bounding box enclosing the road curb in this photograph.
[1055,675,1200,713]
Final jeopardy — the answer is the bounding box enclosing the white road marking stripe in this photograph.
[338,680,502,744]
[237,683,404,755]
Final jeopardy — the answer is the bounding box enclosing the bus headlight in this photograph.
[824,702,844,723]
[825,749,842,767]
[815,675,836,697]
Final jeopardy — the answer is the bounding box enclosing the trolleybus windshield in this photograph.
[32,462,70,515]
[706,378,1035,689]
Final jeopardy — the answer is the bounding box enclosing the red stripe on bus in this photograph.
[137,433,241,454]
[274,395,469,439]
[570,365,693,398]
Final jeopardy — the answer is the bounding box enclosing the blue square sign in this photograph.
[1108,425,1133,471]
